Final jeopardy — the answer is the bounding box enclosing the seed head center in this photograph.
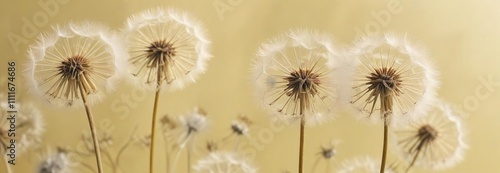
[418,124,438,142]
[147,40,176,61]
[368,67,402,92]
[284,68,321,97]
[59,55,90,80]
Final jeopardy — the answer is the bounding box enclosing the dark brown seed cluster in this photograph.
[413,124,438,152]
[352,65,405,118]
[320,147,335,159]
[59,55,90,81]
[48,55,95,102]
[146,40,176,61]
[281,68,321,115]
[366,67,403,97]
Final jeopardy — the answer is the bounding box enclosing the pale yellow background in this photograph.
[1,0,500,173]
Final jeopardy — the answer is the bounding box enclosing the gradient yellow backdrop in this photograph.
[1,0,499,172]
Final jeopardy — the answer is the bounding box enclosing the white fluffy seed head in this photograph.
[251,29,345,126]
[123,7,212,91]
[180,107,208,134]
[36,149,72,173]
[24,21,128,108]
[348,33,439,127]
[176,107,208,148]
[231,120,249,136]
[392,101,468,170]
[193,151,258,173]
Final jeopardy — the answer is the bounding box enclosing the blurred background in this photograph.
[1,0,499,172]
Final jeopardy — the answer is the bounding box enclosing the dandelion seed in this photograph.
[393,101,467,171]
[193,151,258,173]
[337,156,398,173]
[37,148,72,173]
[123,7,211,91]
[349,33,438,125]
[0,102,44,155]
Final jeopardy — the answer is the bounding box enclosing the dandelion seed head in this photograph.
[252,29,343,126]
[392,101,467,170]
[161,114,178,132]
[231,115,252,136]
[193,151,258,173]
[123,7,211,91]
[36,148,72,173]
[25,21,127,108]
[175,107,208,148]
[320,146,336,160]
[206,140,218,152]
[349,33,438,126]
[180,107,208,135]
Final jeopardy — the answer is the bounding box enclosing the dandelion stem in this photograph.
[1,155,12,173]
[103,149,116,173]
[299,119,305,173]
[80,81,104,173]
[171,147,184,172]
[298,99,305,173]
[380,122,388,173]
[310,156,320,173]
[149,76,162,173]
[187,143,192,173]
